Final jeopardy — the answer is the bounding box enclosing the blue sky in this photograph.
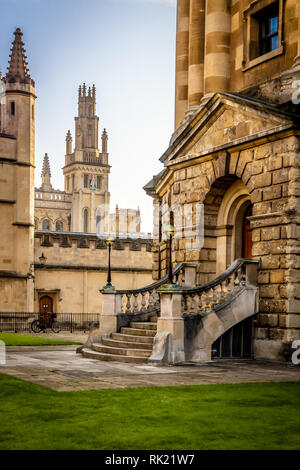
[0,0,177,233]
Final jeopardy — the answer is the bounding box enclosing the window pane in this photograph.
[56,221,63,231]
[83,210,88,232]
[270,16,278,34]
[271,34,279,51]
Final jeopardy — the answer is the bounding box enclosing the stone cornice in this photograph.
[34,264,152,273]
[63,162,111,170]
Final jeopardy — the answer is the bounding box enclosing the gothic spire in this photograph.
[41,153,52,190]
[6,28,32,83]
[41,153,51,177]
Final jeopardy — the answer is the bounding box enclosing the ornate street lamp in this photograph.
[166,224,175,284]
[39,252,47,266]
[105,237,114,287]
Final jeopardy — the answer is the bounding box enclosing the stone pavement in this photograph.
[1,345,300,391]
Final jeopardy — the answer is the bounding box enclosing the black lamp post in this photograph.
[39,252,47,266]
[166,224,175,284]
[105,237,114,287]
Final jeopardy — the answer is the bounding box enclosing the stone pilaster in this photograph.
[204,0,231,95]
[187,0,205,111]
[175,0,190,129]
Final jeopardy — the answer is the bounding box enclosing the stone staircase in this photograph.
[81,316,157,364]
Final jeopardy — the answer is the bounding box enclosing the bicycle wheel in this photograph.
[31,320,43,333]
[51,321,60,333]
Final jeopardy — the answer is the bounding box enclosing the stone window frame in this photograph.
[55,220,63,232]
[242,0,284,71]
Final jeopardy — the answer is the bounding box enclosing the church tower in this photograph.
[0,28,35,311]
[63,84,110,233]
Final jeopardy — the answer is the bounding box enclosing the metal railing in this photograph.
[0,312,100,333]
[182,259,259,316]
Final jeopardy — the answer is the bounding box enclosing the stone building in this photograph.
[34,85,141,236]
[143,0,300,362]
[0,29,152,315]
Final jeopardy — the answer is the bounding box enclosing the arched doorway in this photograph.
[39,295,53,325]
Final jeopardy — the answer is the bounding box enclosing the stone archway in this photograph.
[216,179,252,274]
[200,178,252,282]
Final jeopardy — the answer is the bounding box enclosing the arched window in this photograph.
[83,209,88,233]
[42,220,50,231]
[56,221,63,232]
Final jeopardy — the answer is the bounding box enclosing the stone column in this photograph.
[175,0,190,129]
[99,289,122,336]
[153,289,185,363]
[204,0,231,95]
[187,0,205,110]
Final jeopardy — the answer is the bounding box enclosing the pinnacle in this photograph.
[6,28,32,83]
[41,153,51,177]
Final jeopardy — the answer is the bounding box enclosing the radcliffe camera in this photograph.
[0,0,300,458]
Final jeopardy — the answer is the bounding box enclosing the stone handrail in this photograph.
[181,258,259,316]
[115,263,191,315]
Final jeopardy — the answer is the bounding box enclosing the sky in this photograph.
[0,0,177,233]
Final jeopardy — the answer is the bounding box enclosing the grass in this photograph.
[0,332,82,346]
[0,373,299,450]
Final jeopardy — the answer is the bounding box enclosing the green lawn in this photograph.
[0,332,82,346]
[0,373,299,450]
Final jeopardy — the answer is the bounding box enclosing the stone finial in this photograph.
[41,153,52,190]
[66,130,72,140]
[78,85,82,97]
[92,84,96,97]
[82,83,86,96]
[88,86,91,97]
[41,153,51,177]
[102,128,108,153]
[6,28,32,83]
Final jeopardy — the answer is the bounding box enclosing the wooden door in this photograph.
[39,296,53,325]
[242,205,252,259]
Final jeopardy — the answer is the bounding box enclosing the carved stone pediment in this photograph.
[163,93,295,165]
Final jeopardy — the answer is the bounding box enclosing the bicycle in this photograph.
[30,314,60,333]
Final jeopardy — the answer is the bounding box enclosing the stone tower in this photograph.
[0,28,35,311]
[63,84,110,233]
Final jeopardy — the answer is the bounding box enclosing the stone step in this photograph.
[92,343,151,358]
[149,316,158,323]
[102,337,153,350]
[81,348,148,364]
[130,322,157,330]
[121,327,156,337]
[111,332,154,344]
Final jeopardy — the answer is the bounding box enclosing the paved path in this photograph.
[1,346,300,391]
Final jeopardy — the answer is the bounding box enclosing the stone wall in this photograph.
[34,232,153,314]
[151,133,300,360]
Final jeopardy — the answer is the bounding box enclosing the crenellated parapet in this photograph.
[34,231,153,276]
[35,231,152,252]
